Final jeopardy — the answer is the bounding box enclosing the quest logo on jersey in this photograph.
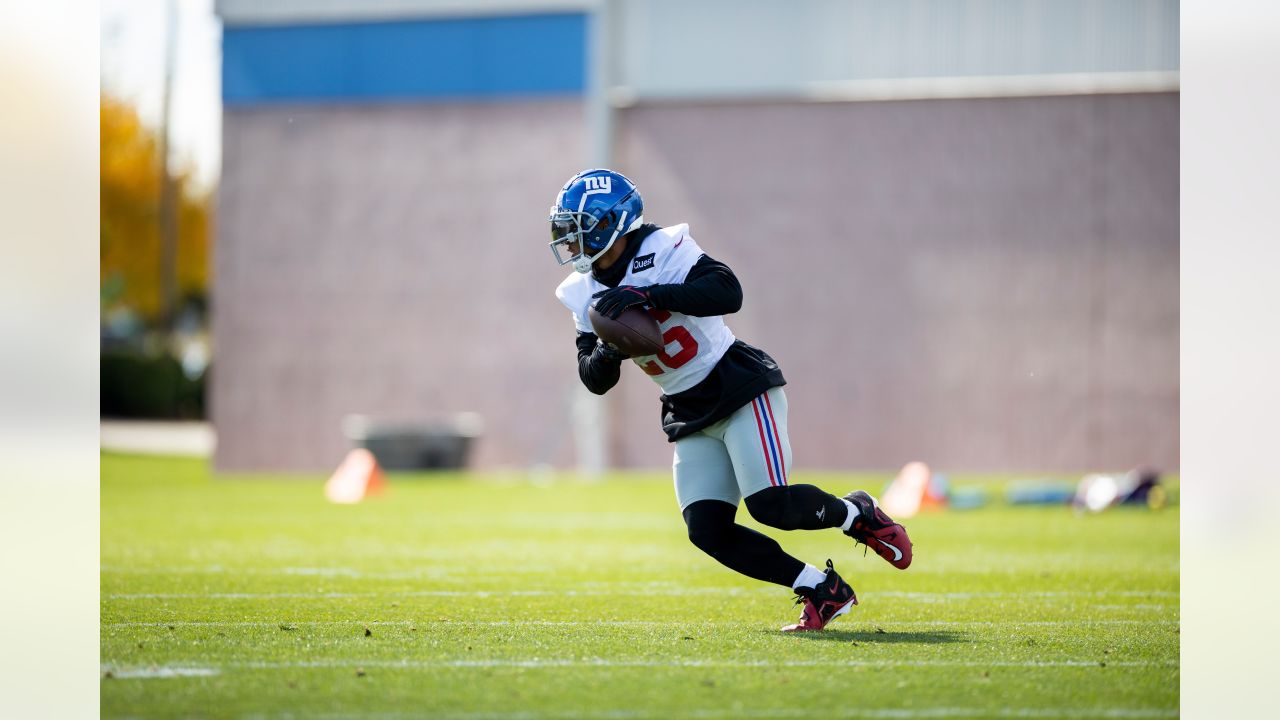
[632,253,656,273]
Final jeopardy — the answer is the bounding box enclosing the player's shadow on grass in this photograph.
[788,629,968,645]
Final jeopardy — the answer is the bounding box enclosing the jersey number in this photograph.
[639,308,699,376]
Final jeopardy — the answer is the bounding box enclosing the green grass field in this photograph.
[101,453,1179,719]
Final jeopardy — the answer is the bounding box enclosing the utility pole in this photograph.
[571,0,618,480]
[157,0,179,336]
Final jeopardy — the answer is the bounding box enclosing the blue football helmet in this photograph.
[549,169,644,274]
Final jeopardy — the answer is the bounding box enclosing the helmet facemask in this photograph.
[549,207,630,274]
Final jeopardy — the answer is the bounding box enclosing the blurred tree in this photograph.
[100,93,211,324]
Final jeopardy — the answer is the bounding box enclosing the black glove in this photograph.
[595,340,629,362]
[591,285,650,320]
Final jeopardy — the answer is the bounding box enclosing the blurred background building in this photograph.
[128,0,1179,473]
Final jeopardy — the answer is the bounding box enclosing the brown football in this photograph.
[588,306,664,357]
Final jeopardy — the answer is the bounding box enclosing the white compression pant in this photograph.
[672,387,791,511]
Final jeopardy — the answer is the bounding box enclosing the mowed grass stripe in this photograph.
[99,593,1179,626]
[275,707,1182,712]
[92,694,1181,720]
[101,589,1178,600]
[231,711,1179,720]
[102,658,1177,671]
[99,624,1175,666]
[105,619,1178,628]
[101,454,1178,717]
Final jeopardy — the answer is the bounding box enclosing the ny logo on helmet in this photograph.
[583,176,612,194]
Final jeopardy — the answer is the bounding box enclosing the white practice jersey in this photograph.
[555,224,737,395]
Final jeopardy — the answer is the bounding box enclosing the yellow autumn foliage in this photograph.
[100,94,211,322]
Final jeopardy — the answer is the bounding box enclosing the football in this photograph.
[588,306,663,357]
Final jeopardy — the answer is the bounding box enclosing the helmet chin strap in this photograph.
[572,210,630,274]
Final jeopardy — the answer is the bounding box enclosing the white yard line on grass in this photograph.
[104,619,1180,628]
[100,566,1182,596]
[103,658,1178,672]
[105,589,1179,600]
[281,710,1177,720]
[101,666,219,679]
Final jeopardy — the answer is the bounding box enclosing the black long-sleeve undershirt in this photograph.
[575,255,744,395]
[646,255,742,317]
[576,330,623,395]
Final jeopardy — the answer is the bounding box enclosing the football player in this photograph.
[550,169,913,631]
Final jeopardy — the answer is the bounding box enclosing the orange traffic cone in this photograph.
[880,461,936,519]
[325,448,387,504]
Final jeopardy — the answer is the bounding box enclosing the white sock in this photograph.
[791,563,827,591]
[840,498,858,531]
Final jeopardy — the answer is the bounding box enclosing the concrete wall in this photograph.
[213,92,1177,473]
[612,92,1178,472]
[213,100,588,471]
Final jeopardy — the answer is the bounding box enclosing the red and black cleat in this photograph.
[781,559,858,632]
[844,490,913,569]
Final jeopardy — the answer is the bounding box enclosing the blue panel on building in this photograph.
[223,13,586,103]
